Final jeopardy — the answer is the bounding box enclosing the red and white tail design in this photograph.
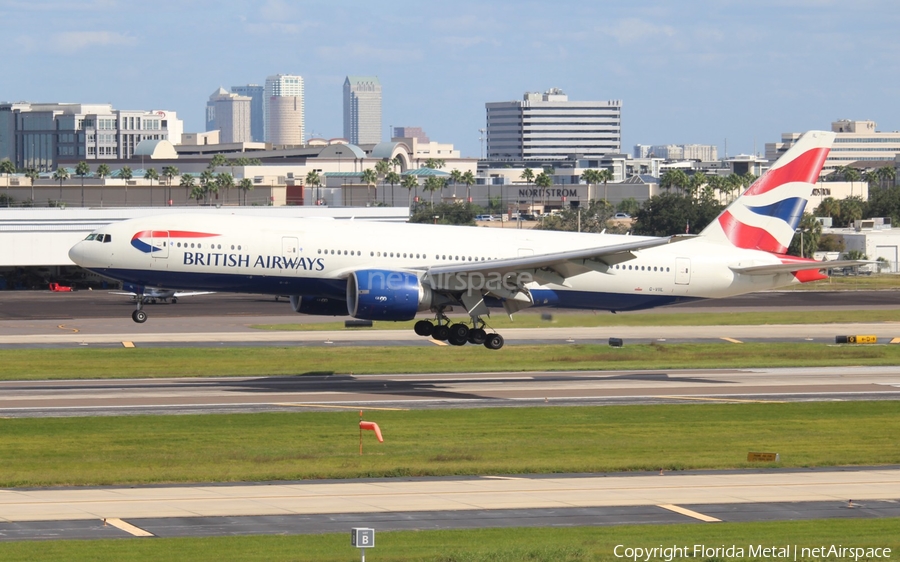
[700,130,835,254]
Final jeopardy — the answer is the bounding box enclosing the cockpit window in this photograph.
[85,233,97,241]
[103,234,112,243]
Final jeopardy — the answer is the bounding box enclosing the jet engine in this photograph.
[346,269,436,321]
[289,295,349,316]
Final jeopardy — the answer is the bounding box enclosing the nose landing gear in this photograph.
[131,299,147,323]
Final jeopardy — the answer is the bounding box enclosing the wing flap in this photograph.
[730,260,868,276]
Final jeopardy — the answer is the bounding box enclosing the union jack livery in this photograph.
[70,131,858,349]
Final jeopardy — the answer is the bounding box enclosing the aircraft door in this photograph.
[675,257,691,285]
[151,231,169,259]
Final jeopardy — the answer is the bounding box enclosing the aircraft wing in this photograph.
[730,260,870,275]
[171,291,215,297]
[420,235,688,316]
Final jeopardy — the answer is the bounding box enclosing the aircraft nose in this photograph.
[68,242,83,265]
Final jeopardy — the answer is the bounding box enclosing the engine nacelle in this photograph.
[346,269,433,321]
[289,295,349,316]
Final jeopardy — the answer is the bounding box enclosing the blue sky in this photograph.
[2,0,898,159]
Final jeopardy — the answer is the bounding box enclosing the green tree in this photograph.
[162,165,179,205]
[787,213,822,258]
[361,168,378,206]
[422,175,445,207]
[384,171,401,206]
[520,167,535,186]
[461,170,476,204]
[580,169,600,200]
[180,173,196,203]
[633,192,724,236]
[449,169,463,199]
[865,186,900,225]
[617,197,640,217]
[119,166,133,206]
[813,197,841,225]
[534,172,552,218]
[409,201,480,225]
[144,168,159,205]
[660,169,689,195]
[190,185,205,204]
[391,155,404,172]
[401,174,419,207]
[839,196,867,227]
[239,178,254,206]
[199,169,216,204]
[424,158,445,170]
[53,166,70,201]
[1,160,15,207]
[216,172,234,204]
[74,161,91,207]
[537,199,615,233]
[375,160,391,204]
[208,154,227,170]
[596,169,613,202]
[878,165,896,189]
[95,163,111,207]
[817,234,846,253]
[25,168,39,205]
[306,170,322,205]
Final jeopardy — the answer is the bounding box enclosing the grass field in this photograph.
[0,519,897,561]
[3,342,900,380]
[252,307,900,331]
[1,402,897,487]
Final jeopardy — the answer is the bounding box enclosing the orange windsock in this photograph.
[359,421,384,443]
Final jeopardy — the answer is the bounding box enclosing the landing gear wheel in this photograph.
[468,328,487,345]
[484,333,504,350]
[132,310,148,323]
[171,297,178,304]
[448,333,468,346]
[449,323,470,341]
[414,320,434,337]
[432,325,450,341]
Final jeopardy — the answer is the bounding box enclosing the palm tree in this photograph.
[119,166,133,206]
[75,161,90,207]
[53,167,69,203]
[534,172,552,216]
[423,175,444,207]
[208,154,227,171]
[424,158,445,170]
[375,160,391,204]
[385,171,401,206]
[239,178,253,205]
[95,163,111,207]
[190,185,205,205]
[580,169,600,202]
[391,155,404,173]
[306,170,321,205]
[461,170,476,205]
[1,160,15,207]
[660,169,689,195]
[25,168,39,205]
[144,168,159,206]
[162,166,179,206]
[878,165,896,189]
[449,169,463,199]
[180,173,195,203]
[216,172,234,204]
[199,169,215,204]
[361,168,377,206]
[401,173,418,208]
[596,169,613,202]
[687,172,707,200]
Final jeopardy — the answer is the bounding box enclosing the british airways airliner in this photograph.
[69,131,851,349]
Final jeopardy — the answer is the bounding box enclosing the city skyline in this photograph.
[2,1,898,159]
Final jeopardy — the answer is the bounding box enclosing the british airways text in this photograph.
[182,252,325,271]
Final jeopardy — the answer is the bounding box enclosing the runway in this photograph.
[1,365,899,417]
[1,468,899,540]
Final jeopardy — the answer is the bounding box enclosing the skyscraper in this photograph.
[206,87,252,144]
[343,76,382,145]
[231,84,264,142]
[265,74,304,145]
[485,88,621,160]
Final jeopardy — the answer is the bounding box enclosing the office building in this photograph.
[0,102,182,170]
[265,74,304,145]
[343,76,382,145]
[205,88,252,144]
[485,88,621,160]
[231,84,264,142]
[640,144,718,161]
[766,120,900,176]
[393,126,429,144]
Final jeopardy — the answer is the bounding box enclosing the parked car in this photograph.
[475,214,495,221]
[614,212,632,219]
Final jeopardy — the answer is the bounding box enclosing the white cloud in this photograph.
[49,31,137,52]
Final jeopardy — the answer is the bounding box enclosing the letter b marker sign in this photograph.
[352,527,375,548]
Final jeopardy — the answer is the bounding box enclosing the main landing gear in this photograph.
[413,314,504,350]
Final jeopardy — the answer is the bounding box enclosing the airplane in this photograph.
[68,131,858,350]
[112,282,214,304]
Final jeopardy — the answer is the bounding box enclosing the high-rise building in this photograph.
[343,76,382,145]
[393,126,429,143]
[206,88,252,144]
[485,88,621,160]
[0,102,182,170]
[265,74,304,145]
[231,84,264,142]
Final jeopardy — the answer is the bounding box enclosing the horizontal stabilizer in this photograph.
[730,260,869,276]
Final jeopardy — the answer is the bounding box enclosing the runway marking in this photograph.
[104,518,154,536]
[658,396,785,404]
[429,339,448,346]
[122,342,135,348]
[720,337,743,344]
[481,475,528,480]
[275,403,407,411]
[658,504,721,522]
[57,324,79,333]
[891,338,900,344]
